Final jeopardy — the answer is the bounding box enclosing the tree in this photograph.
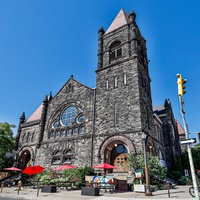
[169,152,184,180]
[0,122,16,170]
[128,152,167,185]
[181,145,200,171]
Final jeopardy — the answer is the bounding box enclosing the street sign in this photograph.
[180,138,196,145]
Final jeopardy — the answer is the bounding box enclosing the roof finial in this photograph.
[129,10,136,23]
[20,112,25,121]
[48,91,53,101]
[98,26,105,34]
[71,74,73,79]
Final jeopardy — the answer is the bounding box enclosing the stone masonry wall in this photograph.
[36,78,95,168]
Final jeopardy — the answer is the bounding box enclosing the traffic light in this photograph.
[177,73,187,98]
[198,132,200,141]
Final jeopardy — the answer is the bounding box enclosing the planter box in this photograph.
[81,187,99,196]
[134,184,145,193]
[41,185,57,193]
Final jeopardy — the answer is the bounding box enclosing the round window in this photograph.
[77,115,84,124]
[52,121,59,129]
[116,144,127,154]
[60,106,77,126]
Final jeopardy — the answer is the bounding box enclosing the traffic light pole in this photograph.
[179,98,199,199]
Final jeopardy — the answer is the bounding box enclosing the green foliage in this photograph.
[0,122,16,170]
[147,153,167,179]
[128,152,166,178]
[33,166,95,187]
[62,166,95,184]
[177,175,192,185]
[128,153,144,172]
[181,146,200,171]
[169,170,184,181]
[128,152,167,187]
[169,153,184,180]
[34,170,54,184]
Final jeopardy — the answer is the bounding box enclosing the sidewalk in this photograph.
[0,185,194,200]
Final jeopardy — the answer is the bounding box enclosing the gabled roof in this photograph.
[51,76,94,102]
[24,76,94,124]
[26,103,43,123]
[176,120,185,135]
[153,113,163,124]
[105,9,130,34]
[153,105,166,117]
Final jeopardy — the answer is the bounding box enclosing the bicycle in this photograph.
[189,186,200,197]
[109,185,118,194]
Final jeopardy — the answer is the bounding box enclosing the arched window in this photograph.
[31,132,35,142]
[26,132,30,142]
[52,158,61,165]
[51,150,62,165]
[49,104,85,139]
[123,73,127,85]
[113,144,128,154]
[52,121,59,129]
[50,130,55,138]
[22,133,26,142]
[62,149,73,164]
[114,76,118,88]
[110,41,122,61]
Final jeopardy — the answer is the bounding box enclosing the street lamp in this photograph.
[141,132,152,196]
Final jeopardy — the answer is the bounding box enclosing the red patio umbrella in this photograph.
[54,164,77,181]
[3,167,22,171]
[92,163,116,169]
[22,165,45,197]
[54,164,77,171]
[22,165,45,175]
[92,163,116,176]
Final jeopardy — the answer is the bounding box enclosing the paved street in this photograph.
[0,185,194,200]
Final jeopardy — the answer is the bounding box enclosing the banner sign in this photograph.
[135,169,143,179]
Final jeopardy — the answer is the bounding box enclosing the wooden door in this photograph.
[113,153,130,171]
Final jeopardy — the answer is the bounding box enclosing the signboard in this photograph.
[135,169,143,179]
[184,169,189,176]
[180,138,196,145]
[134,184,145,193]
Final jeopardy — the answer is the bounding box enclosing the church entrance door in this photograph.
[113,153,129,171]
[109,144,130,172]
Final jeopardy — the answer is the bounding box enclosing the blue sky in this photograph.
[0,0,199,140]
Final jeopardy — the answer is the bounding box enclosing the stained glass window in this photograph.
[61,106,77,126]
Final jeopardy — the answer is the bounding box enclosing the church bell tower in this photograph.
[94,9,154,168]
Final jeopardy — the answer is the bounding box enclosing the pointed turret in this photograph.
[98,26,105,69]
[105,9,129,34]
[14,112,25,150]
[37,95,48,148]
[48,91,53,101]
[129,10,136,23]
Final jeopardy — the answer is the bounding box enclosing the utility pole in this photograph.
[177,74,199,200]
[141,132,152,196]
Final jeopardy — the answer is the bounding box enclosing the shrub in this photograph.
[128,152,167,189]
[177,176,192,185]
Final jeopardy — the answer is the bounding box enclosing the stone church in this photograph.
[14,9,181,174]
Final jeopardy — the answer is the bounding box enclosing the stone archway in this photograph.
[99,135,136,173]
[17,147,34,170]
